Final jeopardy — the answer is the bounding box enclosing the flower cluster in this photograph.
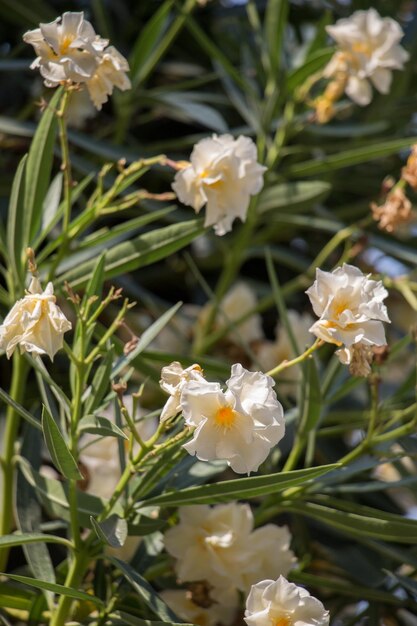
[325,8,408,106]
[161,362,285,474]
[306,264,389,372]
[23,11,131,109]
[164,503,296,620]
[0,277,71,360]
[172,134,266,236]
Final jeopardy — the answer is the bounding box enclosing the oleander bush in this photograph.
[2,1,417,625]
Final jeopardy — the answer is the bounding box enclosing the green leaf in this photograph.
[40,173,63,235]
[286,48,334,92]
[82,252,106,306]
[258,181,331,214]
[78,415,128,440]
[265,0,288,76]
[0,387,41,430]
[6,154,27,283]
[0,533,72,549]
[84,349,114,414]
[109,558,182,622]
[1,574,104,606]
[112,301,183,377]
[287,136,417,178]
[300,358,322,433]
[24,88,60,245]
[91,515,128,548]
[41,406,82,481]
[59,219,205,289]
[112,612,194,626]
[0,583,33,611]
[142,464,339,507]
[128,513,167,537]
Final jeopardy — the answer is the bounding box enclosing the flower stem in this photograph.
[0,352,28,570]
[266,339,322,378]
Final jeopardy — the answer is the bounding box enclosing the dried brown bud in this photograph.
[371,187,412,233]
[186,581,215,609]
[112,381,127,402]
[64,281,81,304]
[402,145,417,190]
[348,343,374,378]
[372,344,389,365]
[26,247,37,275]
[123,336,139,355]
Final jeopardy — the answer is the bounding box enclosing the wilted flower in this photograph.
[86,45,131,110]
[181,364,285,474]
[161,589,236,626]
[172,134,266,236]
[306,264,389,365]
[23,11,130,109]
[244,576,329,626]
[402,145,417,190]
[371,187,412,233]
[164,503,295,592]
[337,342,374,377]
[23,12,107,87]
[256,311,314,393]
[160,361,205,422]
[0,277,71,360]
[325,8,409,106]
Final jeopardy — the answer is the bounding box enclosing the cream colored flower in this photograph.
[306,264,389,364]
[160,361,205,422]
[86,45,131,110]
[256,311,314,393]
[23,12,107,87]
[0,277,71,360]
[172,134,266,235]
[66,87,96,127]
[244,576,329,626]
[181,364,285,474]
[164,503,295,592]
[325,8,409,106]
[199,282,263,345]
[161,589,236,626]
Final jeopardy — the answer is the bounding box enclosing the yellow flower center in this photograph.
[200,169,224,190]
[214,406,236,429]
[333,299,349,319]
[351,41,373,56]
[59,35,74,55]
[272,618,291,626]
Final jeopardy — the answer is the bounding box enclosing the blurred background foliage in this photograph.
[2,0,417,623]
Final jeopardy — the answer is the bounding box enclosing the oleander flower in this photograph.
[256,311,314,393]
[325,8,409,106]
[23,12,107,87]
[244,576,329,626]
[164,503,295,592]
[86,45,131,110]
[0,277,71,360]
[161,589,237,626]
[172,134,266,236]
[160,361,205,422]
[180,364,285,474]
[199,282,263,346]
[23,11,131,109]
[66,87,96,127]
[306,264,389,365]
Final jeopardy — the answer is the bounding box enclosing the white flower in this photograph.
[164,503,295,592]
[199,282,263,345]
[256,311,314,393]
[306,264,389,364]
[161,589,236,626]
[325,8,409,106]
[23,12,107,87]
[244,576,329,626]
[160,361,205,422]
[0,277,71,360]
[172,134,266,236]
[66,87,96,128]
[181,364,285,474]
[86,45,131,110]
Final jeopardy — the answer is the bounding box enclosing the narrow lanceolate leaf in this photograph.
[1,574,104,606]
[59,219,205,289]
[0,533,72,549]
[78,415,128,440]
[286,136,417,177]
[142,464,339,507]
[6,153,27,283]
[109,558,182,622]
[258,181,331,214]
[113,612,194,626]
[265,0,288,76]
[91,515,128,548]
[41,406,82,480]
[0,388,41,430]
[24,87,61,244]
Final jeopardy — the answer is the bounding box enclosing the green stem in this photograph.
[50,549,89,626]
[0,352,27,570]
[266,339,322,378]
